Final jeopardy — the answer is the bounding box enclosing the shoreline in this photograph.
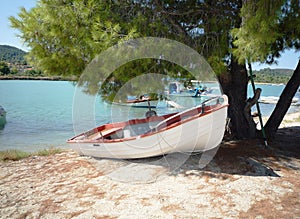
[253,107,300,126]
[0,76,292,85]
[0,75,77,81]
[280,109,300,127]
[251,82,286,85]
[253,107,300,130]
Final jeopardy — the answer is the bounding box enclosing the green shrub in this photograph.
[0,147,64,162]
[34,147,63,156]
[0,150,30,161]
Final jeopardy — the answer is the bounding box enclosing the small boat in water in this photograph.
[0,106,7,128]
[112,94,158,108]
[67,95,228,159]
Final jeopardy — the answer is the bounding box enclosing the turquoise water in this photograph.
[248,83,300,116]
[0,80,299,152]
[0,81,76,151]
[0,80,178,152]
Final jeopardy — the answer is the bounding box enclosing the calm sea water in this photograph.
[248,83,300,116]
[0,80,178,152]
[0,80,299,152]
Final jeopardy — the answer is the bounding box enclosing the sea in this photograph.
[0,80,299,152]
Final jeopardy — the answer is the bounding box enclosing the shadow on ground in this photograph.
[179,126,300,178]
[91,126,300,183]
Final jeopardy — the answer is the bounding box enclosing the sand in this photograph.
[0,119,299,218]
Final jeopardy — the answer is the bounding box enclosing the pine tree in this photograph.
[10,0,136,76]
[232,0,300,137]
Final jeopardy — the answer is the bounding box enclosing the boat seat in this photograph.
[91,127,123,140]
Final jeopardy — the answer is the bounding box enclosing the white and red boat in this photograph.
[67,95,228,159]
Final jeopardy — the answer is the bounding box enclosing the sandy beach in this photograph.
[280,110,300,128]
[1,114,300,218]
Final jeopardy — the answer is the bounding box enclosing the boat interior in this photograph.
[69,96,225,142]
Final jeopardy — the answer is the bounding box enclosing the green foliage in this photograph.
[9,0,244,92]
[0,61,10,75]
[207,56,228,76]
[126,0,239,75]
[10,67,19,75]
[11,0,299,79]
[10,0,137,76]
[99,58,194,101]
[253,68,293,83]
[0,45,27,63]
[10,0,244,78]
[232,0,300,64]
[23,69,44,76]
[82,1,242,97]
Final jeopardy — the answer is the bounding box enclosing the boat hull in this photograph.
[68,96,228,159]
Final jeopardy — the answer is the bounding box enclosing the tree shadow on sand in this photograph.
[91,126,300,183]
[178,126,300,178]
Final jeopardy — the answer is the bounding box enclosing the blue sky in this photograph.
[0,1,36,51]
[1,0,299,70]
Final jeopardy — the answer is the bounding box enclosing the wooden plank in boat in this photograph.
[90,127,123,140]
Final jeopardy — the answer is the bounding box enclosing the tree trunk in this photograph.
[219,59,257,139]
[264,60,300,138]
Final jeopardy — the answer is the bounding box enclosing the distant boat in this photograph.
[168,81,183,95]
[0,106,7,128]
[167,81,196,97]
[167,80,221,98]
[112,95,158,108]
[67,95,228,159]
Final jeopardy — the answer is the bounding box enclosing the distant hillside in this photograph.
[0,45,27,64]
[252,68,294,84]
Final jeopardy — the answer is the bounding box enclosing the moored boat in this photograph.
[67,95,228,159]
[112,95,158,108]
[0,105,7,128]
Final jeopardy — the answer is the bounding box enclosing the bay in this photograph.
[0,80,177,152]
[0,80,299,152]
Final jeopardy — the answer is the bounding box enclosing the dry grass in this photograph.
[0,147,64,162]
[0,149,30,161]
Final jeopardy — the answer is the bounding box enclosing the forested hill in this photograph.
[0,45,27,64]
[0,44,294,84]
[253,68,294,84]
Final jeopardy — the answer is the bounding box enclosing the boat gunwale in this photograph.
[67,102,228,144]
